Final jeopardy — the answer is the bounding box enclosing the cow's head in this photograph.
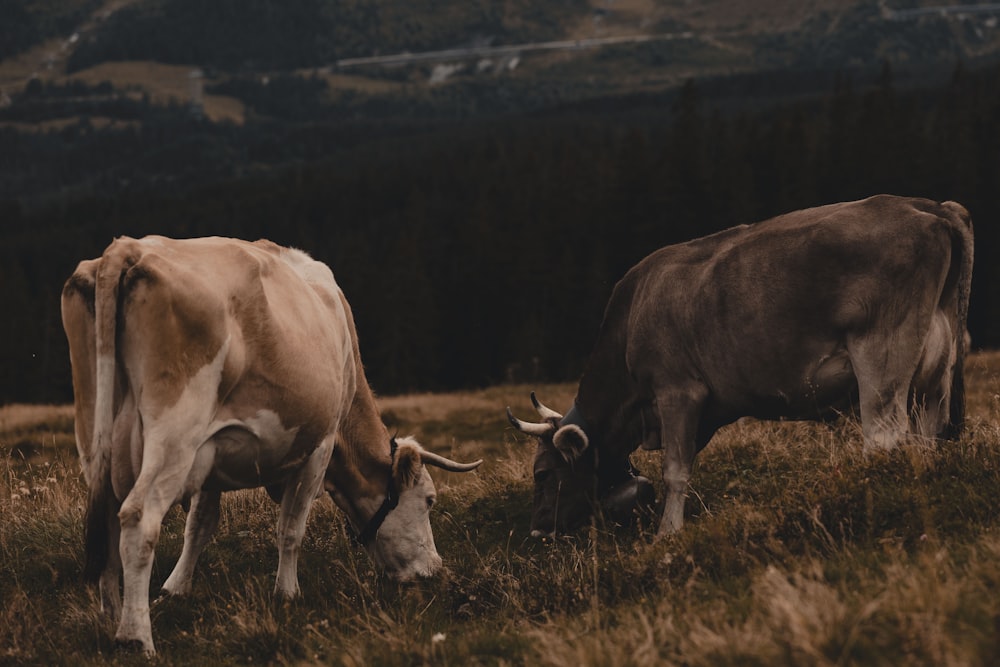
[507,393,654,536]
[329,436,481,581]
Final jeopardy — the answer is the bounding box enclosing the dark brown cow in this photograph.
[509,195,973,538]
[62,236,481,654]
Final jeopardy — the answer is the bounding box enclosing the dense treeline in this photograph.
[2,60,1000,404]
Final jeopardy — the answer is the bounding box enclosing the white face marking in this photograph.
[370,467,442,580]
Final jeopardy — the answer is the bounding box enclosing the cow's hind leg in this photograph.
[848,331,922,451]
[161,489,222,597]
[909,311,957,440]
[274,436,335,598]
[115,428,212,654]
[115,479,176,653]
[98,506,123,622]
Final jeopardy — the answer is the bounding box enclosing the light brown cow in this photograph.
[62,236,481,655]
[509,195,973,539]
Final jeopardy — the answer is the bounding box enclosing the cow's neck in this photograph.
[573,275,646,457]
[330,376,394,523]
[574,371,644,489]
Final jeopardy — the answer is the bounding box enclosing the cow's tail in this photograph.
[83,238,135,583]
[942,201,973,440]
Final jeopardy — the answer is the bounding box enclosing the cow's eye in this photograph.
[426,495,436,508]
[534,470,551,484]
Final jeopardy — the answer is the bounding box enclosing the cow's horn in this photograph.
[420,449,483,472]
[507,407,555,436]
[530,391,563,421]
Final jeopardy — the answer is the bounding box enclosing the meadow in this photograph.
[4,355,1000,666]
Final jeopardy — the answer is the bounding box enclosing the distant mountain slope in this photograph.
[6,3,1000,404]
[4,0,1000,130]
[5,2,1000,85]
[9,1,1000,72]
[63,0,592,72]
[0,0,103,60]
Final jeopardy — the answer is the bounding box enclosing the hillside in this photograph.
[4,1,1000,126]
[3,1,1000,405]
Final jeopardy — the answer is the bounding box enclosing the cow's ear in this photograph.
[393,442,423,488]
[552,424,589,462]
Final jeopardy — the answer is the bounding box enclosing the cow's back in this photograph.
[120,237,356,435]
[64,236,358,492]
[620,195,967,423]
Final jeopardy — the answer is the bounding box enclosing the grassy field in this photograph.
[3,355,1000,666]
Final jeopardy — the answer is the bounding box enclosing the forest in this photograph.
[2,56,1000,404]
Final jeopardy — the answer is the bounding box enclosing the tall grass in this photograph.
[3,357,1000,665]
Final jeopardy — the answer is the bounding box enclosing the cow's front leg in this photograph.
[653,386,708,538]
[274,437,335,598]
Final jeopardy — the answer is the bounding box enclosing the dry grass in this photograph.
[0,403,74,432]
[63,61,246,124]
[0,1,232,122]
[0,403,76,459]
[309,71,411,96]
[0,56,246,126]
[3,353,1000,665]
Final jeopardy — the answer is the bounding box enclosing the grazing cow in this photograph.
[61,236,481,654]
[508,195,973,538]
